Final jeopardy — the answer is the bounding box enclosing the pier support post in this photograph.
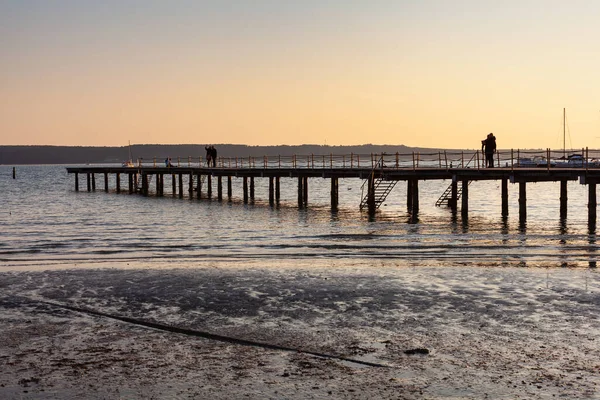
[91,173,96,191]
[116,173,120,193]
[227,176,232,200]
[303,176,308,206]
[104,173,109,192]
[368,174,376,216]
[461,179,469,218]
[87,173,91,192]
[407,180,413,211]
[207,175,212,198]
[269,177,274,206]
[171,174,176,196]
[75,173,79,192]
[250,177,255,200]
[129,173,134,194]
[560,180,568,220]
[450,177,458,211]
[243,177,249,203]
[188,173,194,197]
[519,182,527,222]
[589,183,597,227]
[158,174,163,196]
[178,173,184,198]
[501,178,508,217]
[331,177,339,211]
[142,173,149,196]
[217,176,222,201]
[411,179,419,214]
[275,177,280,202]
[196,174,202,200]
[298,176,304,208]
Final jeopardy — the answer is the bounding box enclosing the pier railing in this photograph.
[133,148,600,170]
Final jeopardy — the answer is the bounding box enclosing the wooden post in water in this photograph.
[243,177,249,203]
[269,176,274,206]
[188,173,194,196]
[367,174,376,216]
[207,175,212,198]
[227,176,232,200]
[411,179,419,214]
[104,173,109,192]
[92,174,96,191]
[461,179,469,218]
[519,182,527,222]
[178,173,183,198]
[501,178,509,217]
[560,180,568,220]
[129,173,134,194]
[250,177,255,200]
[450,177,458,211]
[331,177,339,211]
[87,173,91,192]
[116,173,120,193]
[303,176,308,206]
[142,173,148,196]
[197,174,202,199]
[158,174,163,196]
[275,177,280,202]
[406,180,413,211]
[297,176,304,208]
[589,183,597,227]
[12,167,15,179]
[171,174,176,196]
[217,176,222,201]
[75,173,79,191]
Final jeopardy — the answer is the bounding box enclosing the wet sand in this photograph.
[1,264,599,399]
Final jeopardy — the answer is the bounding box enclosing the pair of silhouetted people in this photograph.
[164,157,173,167]
[481,133,497,168]
[205,145,217,168]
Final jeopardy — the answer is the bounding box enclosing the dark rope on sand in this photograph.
[29,298,389,368]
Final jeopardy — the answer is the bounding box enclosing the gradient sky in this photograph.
[2,0,600,149]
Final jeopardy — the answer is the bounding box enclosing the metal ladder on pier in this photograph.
[359,155,398,210]
[435,181,469,207]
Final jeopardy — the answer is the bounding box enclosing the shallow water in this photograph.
[1,164,598,269]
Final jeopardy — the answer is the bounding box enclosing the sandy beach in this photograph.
[1,264,599,399]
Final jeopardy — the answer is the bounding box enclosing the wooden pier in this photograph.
[66,149,600,228]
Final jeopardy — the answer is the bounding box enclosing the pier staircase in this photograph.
[359,178,398,210]
[359,155,398,210]
[435,181,472,207]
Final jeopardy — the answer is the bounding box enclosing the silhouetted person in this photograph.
[482,133,496,168]
[205,146,212,167]
[210,146,217,167]
[165,157,173,167]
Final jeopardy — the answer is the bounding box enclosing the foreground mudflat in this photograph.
[0,265,599,399]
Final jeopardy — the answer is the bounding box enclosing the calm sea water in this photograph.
[1,165,598,270]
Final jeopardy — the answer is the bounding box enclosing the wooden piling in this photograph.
[227,176,232,200]
[298,176,304,208]
[129,173,134,194]
[197,174,202,199]
[188,173,194,196]
[411,179,419,214]
[519,182,527,221]
[461,179,468,217]
[269,177,274,205]
[116,173,120,193]
[450,178,458,211]
[407,180,413,211]
[171,174,176,196]
[275,177,280,202]
[589,183,597,226]
[331,177,339,210]
[501,178,508,217]
[217,176,223,201]
[560,180,568,219]
[250,177,255,200]
[303,176,308,205]
[368,174,376,216]
[243,177,249,203]
[178,173,183,198]
[87,173,91,192]
[104,173,109,192]
[75,173,79,191]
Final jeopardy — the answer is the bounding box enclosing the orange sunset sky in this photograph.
[1,1,600,149]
